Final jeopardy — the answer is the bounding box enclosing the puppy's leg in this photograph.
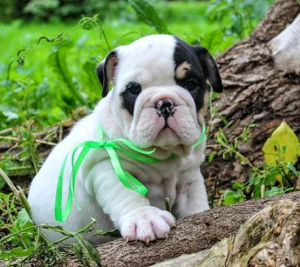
[85,161,175,243]
[173,168,209,219]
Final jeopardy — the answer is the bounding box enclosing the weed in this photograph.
[213,122,300,206]
[0,0,276,264]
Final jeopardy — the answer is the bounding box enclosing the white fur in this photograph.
[28,34,210,244]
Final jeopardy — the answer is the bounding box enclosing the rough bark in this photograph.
[153,198,300,267]
[1,1,300,266]
[66,191,300,267]
[202,0,300,196]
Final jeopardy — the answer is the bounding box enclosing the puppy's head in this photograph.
[97,35,223,156]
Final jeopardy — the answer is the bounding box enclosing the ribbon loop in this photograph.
[55,125,206,222]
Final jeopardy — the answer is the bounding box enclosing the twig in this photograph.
[0,135,56,146]
[0,127,14,135]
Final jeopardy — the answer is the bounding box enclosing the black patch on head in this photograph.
[173,38,207,111]
[173,37,223,111]
[122,81,142,115]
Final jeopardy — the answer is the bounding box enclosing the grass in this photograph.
[0,0,271,130]
[0,0,282,265]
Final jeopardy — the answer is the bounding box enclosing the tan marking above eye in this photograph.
[175,61,191,80]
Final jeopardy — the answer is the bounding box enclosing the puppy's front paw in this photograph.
[119,206,175,243]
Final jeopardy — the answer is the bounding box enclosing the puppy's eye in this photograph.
[185,81,199,91]
[126,82,142,94]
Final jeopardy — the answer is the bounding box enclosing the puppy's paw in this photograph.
[119,206,175,243]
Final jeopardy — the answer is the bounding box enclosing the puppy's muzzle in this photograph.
[156,99,176,119]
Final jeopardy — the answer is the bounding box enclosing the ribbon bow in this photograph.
[55,125,206,222]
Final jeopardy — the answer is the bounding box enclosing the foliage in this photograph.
[24,0,128,21]
[207,0,273,39]
[0,167,119,265]
[0,0,279,264]
[263,121,300,169]
[128,0,169,34]
[217,122,300,206]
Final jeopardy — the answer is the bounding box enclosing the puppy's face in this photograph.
[97,35,223,154]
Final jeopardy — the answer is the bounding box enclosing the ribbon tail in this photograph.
[71,146,91,210]
[123,170,148,195]
[55,152,73,222]
[105,147,148,195]
[193,124,206,148]
[55,146,91,222]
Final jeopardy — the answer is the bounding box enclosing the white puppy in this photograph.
[28,34,223,244]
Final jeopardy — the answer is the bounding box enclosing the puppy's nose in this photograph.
[156,99,175,118]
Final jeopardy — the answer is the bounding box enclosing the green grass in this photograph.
[0,0,278,265]
[0,0,272,130]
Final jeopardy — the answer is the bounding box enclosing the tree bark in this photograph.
[37,1,300,266]
[1,1,300,266]
[66,191,300,267]
[202,0,300,196]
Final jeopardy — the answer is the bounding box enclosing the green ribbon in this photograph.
[55,124,206,222]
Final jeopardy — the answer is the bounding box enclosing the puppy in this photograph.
[28,34,223,244]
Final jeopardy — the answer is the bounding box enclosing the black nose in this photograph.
[156,99,175,118]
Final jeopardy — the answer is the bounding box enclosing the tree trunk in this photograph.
[202,0,300,196]
[2,0,300,266]
[80,1,300,266]
[66,192,300,267]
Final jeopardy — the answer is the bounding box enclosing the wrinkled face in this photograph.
[97,35,223,153]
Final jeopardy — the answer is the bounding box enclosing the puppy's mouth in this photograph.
[153,118,183,150]
[129,92,200,156]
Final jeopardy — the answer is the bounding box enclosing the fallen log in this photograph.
[66,191,300,267]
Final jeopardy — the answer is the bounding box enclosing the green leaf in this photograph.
[223,189,245,205]
[94,229,120,238]
[286,162,299,176]
[80,14,99,31]
[48,40,86,105]
[263,121,300,166]
[75,235,101,267]
[252,184,262,199]
[82,239,101,266]
[82,58,102,101]
[264,186,282,197]
[73,243,84,263]
[0,247,34,260]
[217,128,227,145]
[219,115,229,126]
[248,173,256,185]
[232,181,244,190]
[128,0,169,34]
[14,208,32,228]
[208,151,216,163]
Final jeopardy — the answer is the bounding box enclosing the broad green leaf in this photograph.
[263,121,300,167]
[48,40,86,105]
[82,58,102,101]
[128,0,169,34]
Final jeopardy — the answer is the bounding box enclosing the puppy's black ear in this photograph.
[96,51,118,97]
[194,46,223,93]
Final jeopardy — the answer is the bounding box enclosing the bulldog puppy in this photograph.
[28,34,223,244]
